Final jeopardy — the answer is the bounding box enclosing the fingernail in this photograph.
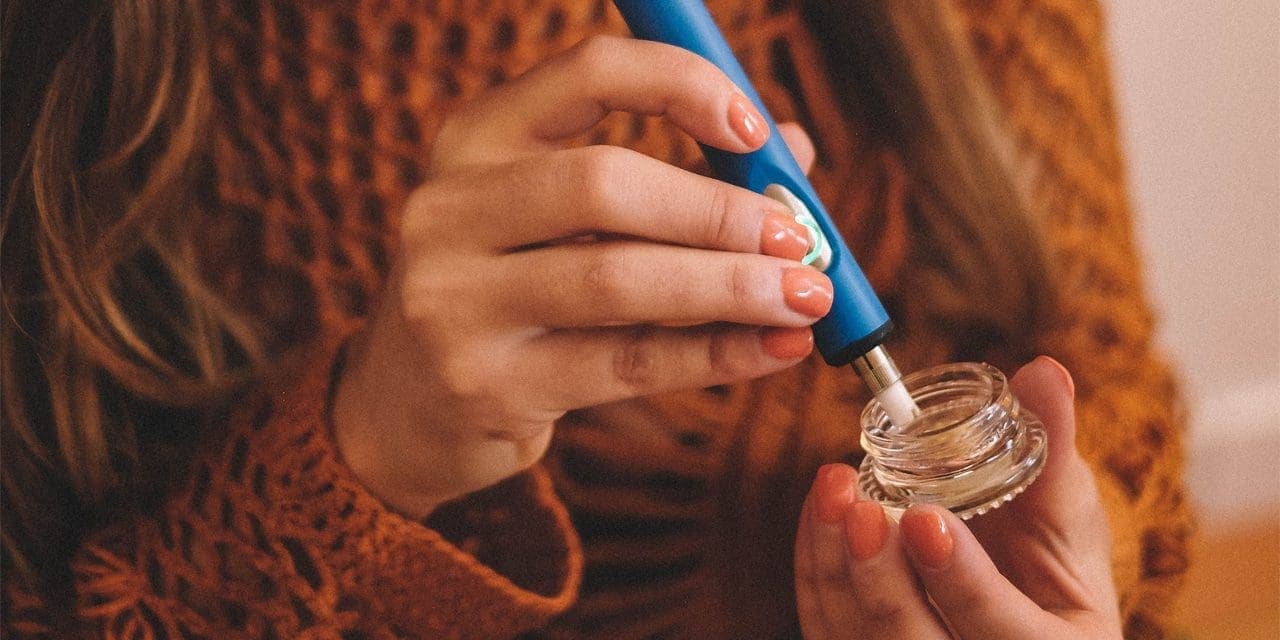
[761,212,812,261]
[728,94,768,147]
[1040,355,1076,399]
[761,327,813,360]
[845,501,889,561]
[815,464,858,524]
[782,268,833,318]
[900,507,954,569]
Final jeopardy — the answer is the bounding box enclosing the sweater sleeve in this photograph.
[64,339,581,639]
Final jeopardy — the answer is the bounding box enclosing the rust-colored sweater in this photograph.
[4,0,1190,638]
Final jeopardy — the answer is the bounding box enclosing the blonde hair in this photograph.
[809,1,1052,339]
[0,0,1048,601]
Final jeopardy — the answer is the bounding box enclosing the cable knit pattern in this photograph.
[3,0,1189,638]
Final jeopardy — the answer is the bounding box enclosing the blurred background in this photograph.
[1105,1,1279,638]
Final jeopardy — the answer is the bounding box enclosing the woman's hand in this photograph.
[795,357,1124,639]
[333,36,825,518]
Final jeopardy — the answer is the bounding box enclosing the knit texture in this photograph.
[3,0,1190,638]
[14,344,581,639]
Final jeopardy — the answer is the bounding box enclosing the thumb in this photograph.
[1007,356,1102,523]
[900,504,1068,640]
[1009,355,1077,476]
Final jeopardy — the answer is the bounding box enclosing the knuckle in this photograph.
[434,111,464,148]
[568,35,622,76]
[673,51,720,85]
[857,596,914,627]
[814,558,849,587]
[703,183,742,249]
[430,108,478,166]
[706,331,753,380]
[573,146,627,190]
[490,416,554,443]
[434,349,487,400]
[400,186,437,236]
[612,327,662,390]
[397,267,473,341]
[948,588,997,621]
[670,51,737,105]
[726,260,763,310]
[396,273,440,326]
[563,146,628,212]
[580,249,631,306]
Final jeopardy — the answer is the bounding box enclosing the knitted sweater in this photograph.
[4,0,1190,638]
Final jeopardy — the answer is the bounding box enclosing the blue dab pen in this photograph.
[613,0,918,424]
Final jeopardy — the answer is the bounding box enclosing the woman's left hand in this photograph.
[794,356,1124,639]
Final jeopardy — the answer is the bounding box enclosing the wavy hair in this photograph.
[1,1,266,597]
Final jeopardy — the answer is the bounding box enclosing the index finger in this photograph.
[479,146,804,256]
[434,36,769,167]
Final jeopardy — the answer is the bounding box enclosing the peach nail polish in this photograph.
[761,212,812,261]
[782,268,834,318]
[815,464,858,523]
[900,508,954,569]
[845,501,889,561]
[761,327,813,360]
[757,330,808,360]
[728,95,768,147]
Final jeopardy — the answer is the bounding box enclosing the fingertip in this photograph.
[814,463,859,524]
[900,504,1049,639]
[1011,356,1075,402]
[760,211,814,262]
[1037,355,1075,399]
[777,122,816,174]
[782,267,834,318]
[844,500,889,561]
[728,94,770,150]
[760,326,814,360]
[900,504,954,570]
[1009,356,1077,445]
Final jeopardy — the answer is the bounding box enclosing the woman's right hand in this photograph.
[333,36,828,518]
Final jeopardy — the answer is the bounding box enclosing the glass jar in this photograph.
[858,362,1047,520]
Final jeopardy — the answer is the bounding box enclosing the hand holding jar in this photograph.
[794,357,1123,640]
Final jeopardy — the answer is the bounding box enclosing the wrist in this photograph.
[331,325,446,520]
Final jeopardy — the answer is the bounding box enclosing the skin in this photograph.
[795,357,1124,639]
[331,36,1122,635]
[333,36,828,519]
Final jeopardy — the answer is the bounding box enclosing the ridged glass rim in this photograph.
[856,361,1048,520]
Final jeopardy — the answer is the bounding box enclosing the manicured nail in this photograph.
[760,327,813,359]
[728,94,768,147]
[844,501,889,561]
[900,507,954,569]
[1040,355,1076,399]
[761,212,812,262]
[815,464,858,523]
[782,268,833,318]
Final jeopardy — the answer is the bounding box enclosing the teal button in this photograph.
[762,183,833,271]
[795,214,826,266]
